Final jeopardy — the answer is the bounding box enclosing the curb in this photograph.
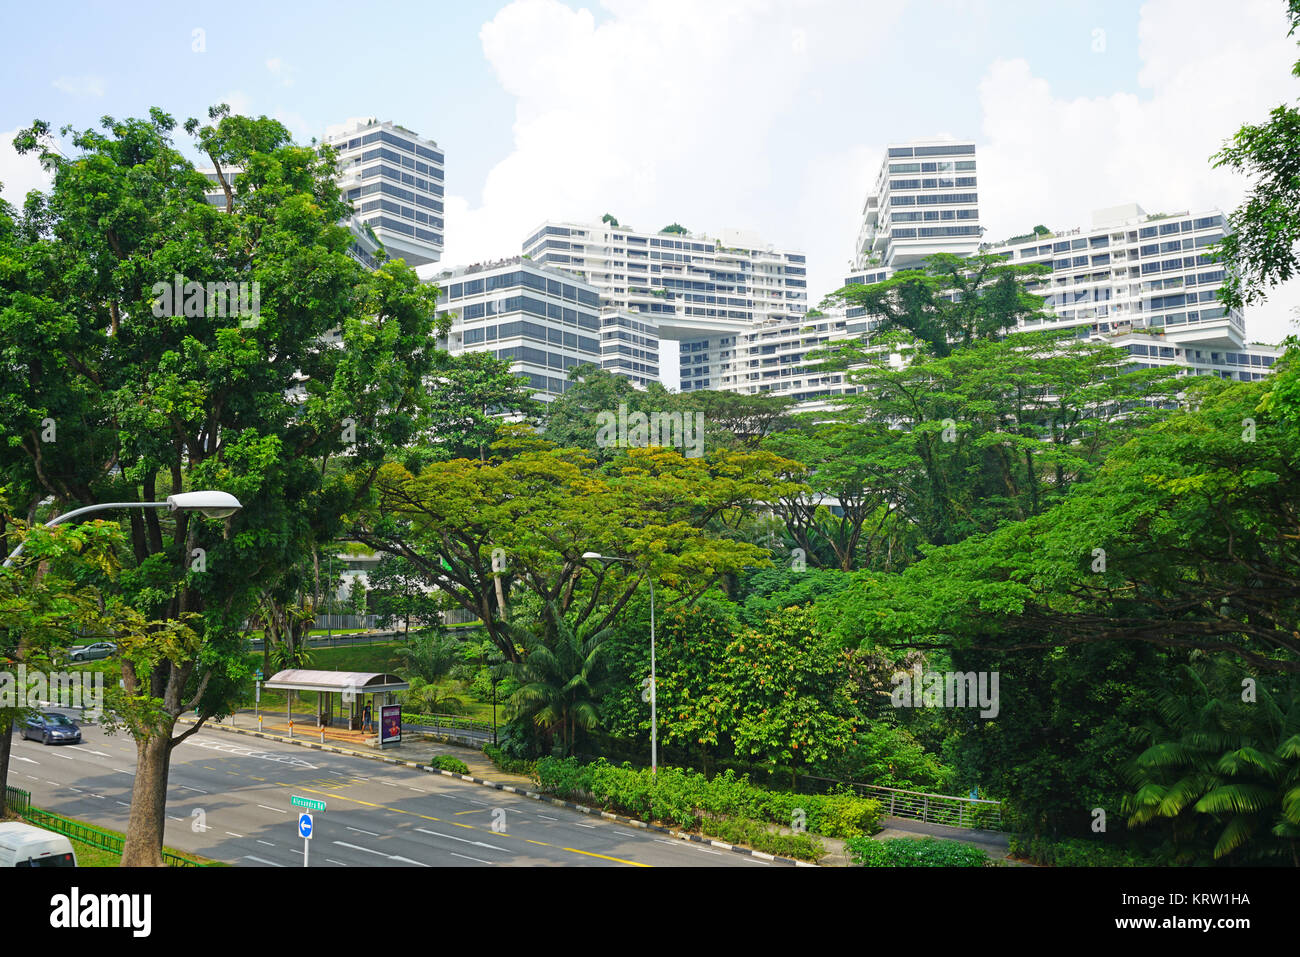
[179,718,819,867]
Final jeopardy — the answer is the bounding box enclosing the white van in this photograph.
[0,821,78,867]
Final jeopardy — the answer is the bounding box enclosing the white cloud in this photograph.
[51,75,105,98]
[265,58,297,87]
[450,0,1300,382]
[0,128,54,209]
[445,0,904,387]
[976,0,1300,344]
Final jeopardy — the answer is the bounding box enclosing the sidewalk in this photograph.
[194,708,532,788]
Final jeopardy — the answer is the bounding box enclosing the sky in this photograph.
[3,0,1298,389]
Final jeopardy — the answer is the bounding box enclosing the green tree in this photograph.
[368,553,444,635]
[822,253,1050,359]
[351,440,798,664]
[505,602,612,756]
[1211,0,1300,312]
[3,107,443,864]
[419,351,540,463]
[1124,661,1300,865]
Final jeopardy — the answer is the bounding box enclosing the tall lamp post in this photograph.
[582,552,656,774]
[3,491,243,568]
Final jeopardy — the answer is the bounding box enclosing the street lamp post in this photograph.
[582,552,656,774]
[3,491,243,568]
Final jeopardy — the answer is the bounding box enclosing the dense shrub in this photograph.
[847,836,990,867]
[429,756,470,774]
[700,817,825,862]
[483,744,536,776]
[1009,834,1156,867]
[532,757,883,838]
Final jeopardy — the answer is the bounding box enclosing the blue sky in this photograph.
[4,0,1298,384]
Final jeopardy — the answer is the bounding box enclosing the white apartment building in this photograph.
[521,221,808,391]
[599,309,661,388]
[433,258,603,401]
[324,118,445,268]
[855,140,981,271]
[717,140,1280,410]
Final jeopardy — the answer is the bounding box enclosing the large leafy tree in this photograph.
[793,331,1179,551]
[822,253,1050,358]
[1211,0,1300,312]
[350,437,801,664]
[1,107,442,864]
[827,352,1300,673]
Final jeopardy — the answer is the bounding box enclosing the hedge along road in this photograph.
[8,723,781,867]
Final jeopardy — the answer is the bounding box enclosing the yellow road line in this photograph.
[562,846,652,867]
[285,783,650,866]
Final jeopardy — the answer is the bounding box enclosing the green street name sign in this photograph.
[290,796,326,812]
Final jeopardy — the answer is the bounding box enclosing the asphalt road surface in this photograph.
[8,724,781,868]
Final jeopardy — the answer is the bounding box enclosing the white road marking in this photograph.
[116,801,130,807]
[257,840,276,847]
[226,831,244,838]
[243,855,283,867]
[69,746,111,757]
[48,751,75,760]
[67,787,82,793]
[257,804,286,814]
[112,768,133,775]
[325,859,348,866]
[346,826,380,837]
[414,828,507,852]
[572,822,597,829]
[742,857,771,865]
[537,815,558,822]
[333,841,389,858]
[178,785,207,793]
[390,855,429,866]
[450,852,494,865]
[12,756,38,765]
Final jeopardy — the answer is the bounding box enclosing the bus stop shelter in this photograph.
[264,670,410,748]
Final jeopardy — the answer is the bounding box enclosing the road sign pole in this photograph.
[304,835,309,867]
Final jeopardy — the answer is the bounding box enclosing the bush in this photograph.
[700,817,825,862]
[1008,834,1155,867]
[531,757,883,838]
[483,744,535,777]
[847,836,990,867]
[429,756,470,774]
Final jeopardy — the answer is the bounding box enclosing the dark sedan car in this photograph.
[17,712,82,745]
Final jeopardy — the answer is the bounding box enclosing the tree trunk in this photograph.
[120,729,174,866]
[0,713,13,817]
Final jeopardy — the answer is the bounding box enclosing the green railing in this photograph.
[18,805,203,866]
[5,785,31,815]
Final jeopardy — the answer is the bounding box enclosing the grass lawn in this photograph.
[2,810,220,867]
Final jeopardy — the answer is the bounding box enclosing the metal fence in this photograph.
[18,804,203,866]
[797,775,1003,830]
[5,785,31,815]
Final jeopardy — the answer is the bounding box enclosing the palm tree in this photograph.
[504,602,612,756]
[1123,662,1300,865]
[395,629,460,684]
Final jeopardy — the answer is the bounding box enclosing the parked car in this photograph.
[67,641,116,663]
[17,712,82,745]
[0,822,77,867]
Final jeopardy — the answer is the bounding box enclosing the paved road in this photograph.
[7,724,778,868]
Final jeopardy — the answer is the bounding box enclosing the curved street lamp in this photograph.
[3,491,243,568]
[583,551,657,774]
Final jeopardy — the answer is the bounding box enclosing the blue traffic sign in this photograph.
[298,812,313,839]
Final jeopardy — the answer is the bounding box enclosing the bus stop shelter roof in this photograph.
[263,670,410,695]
